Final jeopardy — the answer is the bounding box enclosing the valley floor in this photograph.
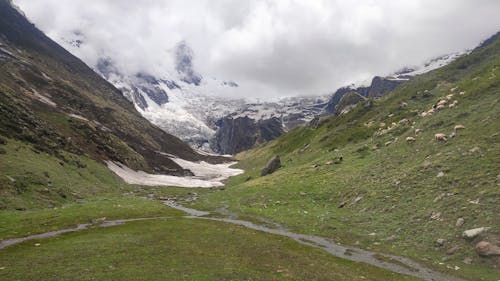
[0,194,420,281]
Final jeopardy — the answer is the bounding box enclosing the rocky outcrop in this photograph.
[212,116,284,155]
[325,76,403,114]
[366,76,402,98]
[325,86,367,114]
[96,58,171,110]
[261,155,281,176]
[334,92,367,115]
[175,41,202,86]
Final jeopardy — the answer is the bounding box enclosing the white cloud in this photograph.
[14,0,500,98]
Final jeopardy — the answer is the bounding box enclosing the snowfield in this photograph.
[106,157,244,188]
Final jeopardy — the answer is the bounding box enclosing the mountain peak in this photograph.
[175,40,202,86]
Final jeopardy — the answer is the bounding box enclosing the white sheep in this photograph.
[459,91,466,96]
[435,104,446,111]
[406,136,416,142]
[454,124,465,132]
[435,133,447,141]
[438,99,448,106]
[415,128,423,134]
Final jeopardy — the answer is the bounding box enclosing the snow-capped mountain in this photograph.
[58,31,465,154]
[325,51,468,115]
[87,43,328,153]
[391,51,468,78]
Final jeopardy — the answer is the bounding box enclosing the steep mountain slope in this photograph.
[0,0,226,209]
[193,32,500,281]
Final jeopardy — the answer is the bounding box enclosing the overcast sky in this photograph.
[14,0,500,98]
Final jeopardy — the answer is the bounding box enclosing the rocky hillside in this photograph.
[325,52,466,115]
[194,31,500,281]
[0,0,225,208]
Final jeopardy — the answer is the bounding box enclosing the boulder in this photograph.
[462,257,473,264]
[261,155,281,176]
[446,246,460,255]
[463,227,490,239]
[436,239,446,247]
[475,241,500,257]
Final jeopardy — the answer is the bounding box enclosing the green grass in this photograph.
[191,36,500,281]
[0,138,128,210]
[0,218,419,281]
[0,196,182,240]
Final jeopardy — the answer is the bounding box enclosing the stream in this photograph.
[0,201,466,281]
[164,200,466,281]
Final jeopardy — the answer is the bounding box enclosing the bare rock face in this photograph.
[325,76,403,114]
[213,116,284,155]
[475,241,500,257]
[261,155,281,176]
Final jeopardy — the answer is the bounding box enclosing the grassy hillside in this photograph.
[192,33,500,280]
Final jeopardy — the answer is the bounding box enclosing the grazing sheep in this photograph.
[406,136,416,142]
[436,104,446,111]
[449,103,456,109]
[438,100,448,106]
[454,124,465,132]
[415,128,423,134]
[435,133,447,141]
[459,91,466,96]
[446,94,454,100]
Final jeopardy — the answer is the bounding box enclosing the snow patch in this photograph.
[106,159,243,188]
[169,157,243,181]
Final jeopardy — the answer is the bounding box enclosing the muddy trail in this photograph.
[0,201,466,281]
